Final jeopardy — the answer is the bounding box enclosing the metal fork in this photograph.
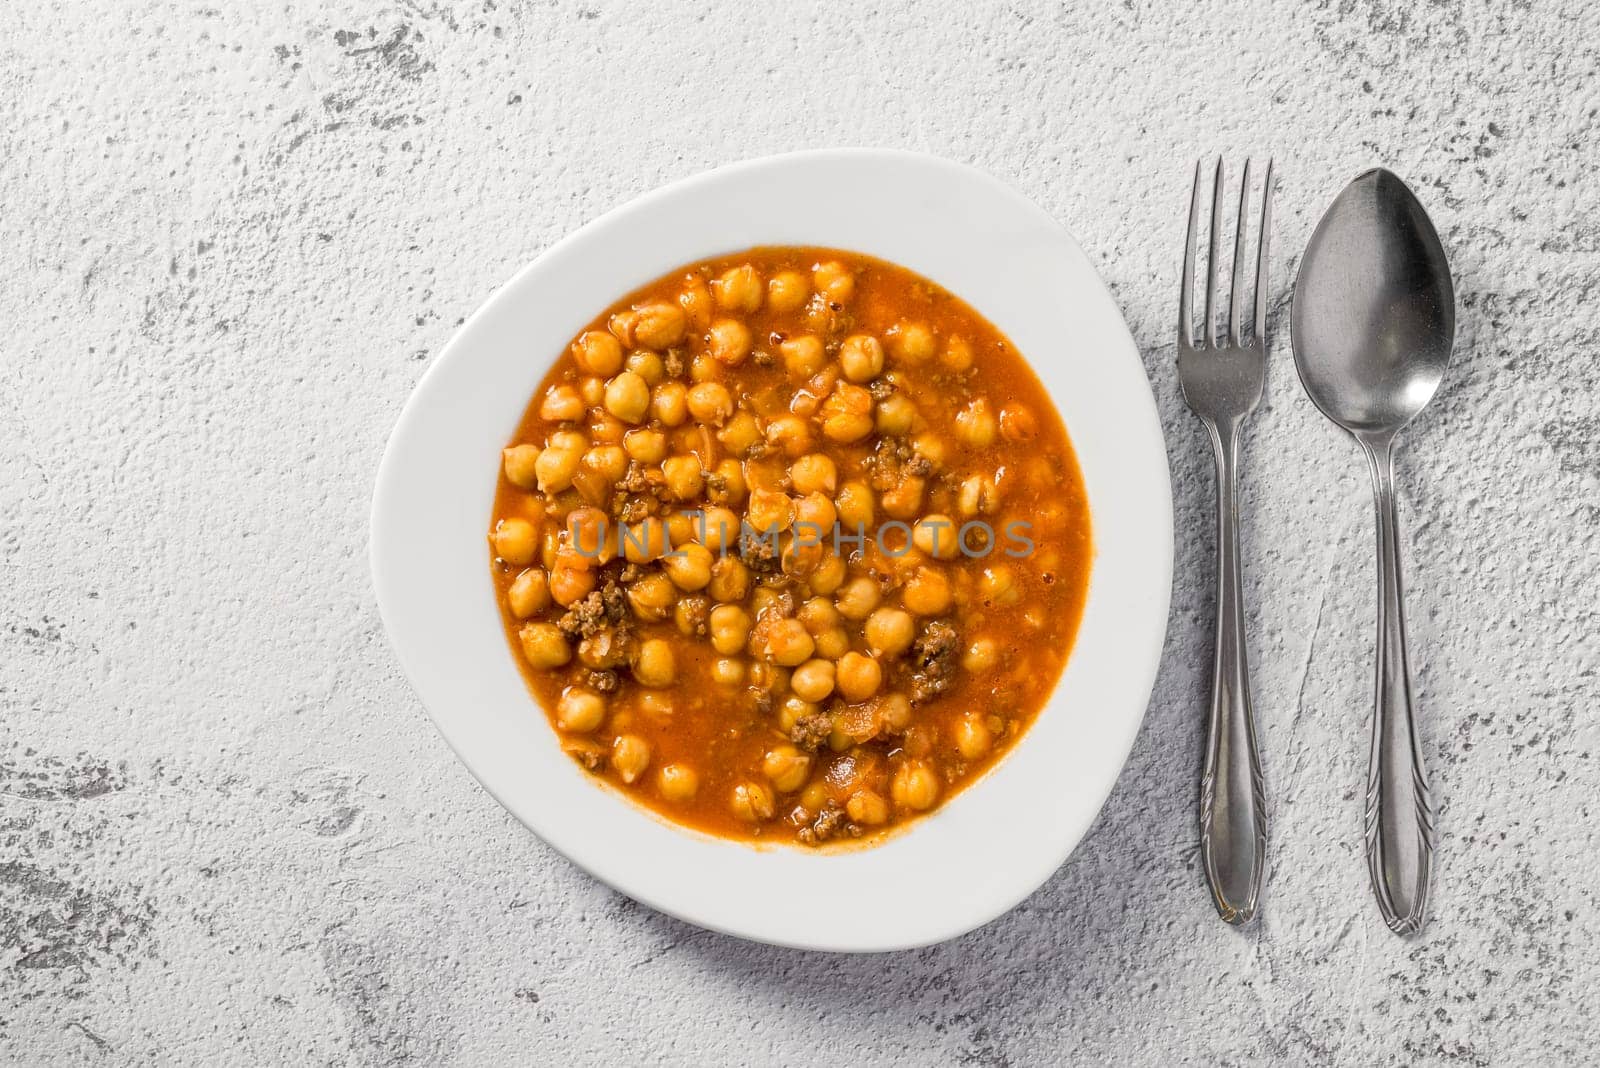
[1178,159,1274,924]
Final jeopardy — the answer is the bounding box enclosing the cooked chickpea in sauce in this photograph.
[490,248,1090,846]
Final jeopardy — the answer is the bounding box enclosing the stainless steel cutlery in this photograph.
[1292,169,1454,935]
[1178,160,1273,925]
[1179,162,1454,935]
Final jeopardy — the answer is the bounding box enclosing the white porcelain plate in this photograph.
[371,150,1172,952]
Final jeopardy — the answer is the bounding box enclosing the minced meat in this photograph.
[789,712,832,751]
[797,804,852,845]
[909,620,961,704]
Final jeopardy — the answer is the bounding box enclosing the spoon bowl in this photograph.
[1292,168,1455,436]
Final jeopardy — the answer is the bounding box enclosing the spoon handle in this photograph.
[1361,437,1436,935]
[1198,423,1267,924]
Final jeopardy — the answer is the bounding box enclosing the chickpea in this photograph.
[846,789,889,826]
[572,330,624,375]
[793,491,837,533]
[626,350,666,386]
[540,384,585,422]
[836,652,882,701]
[627,571,677,621]
[767,270,809,313]
[778,696,821,735]
[912,514,959,560]
[711,657,745,685]
[556,688,607,733]
[963,637,999,672]
[518,622,570,668]
[566,507,608,554]
[875,393,916,436]
[507,568,551,618]
[549,564,596,607]
[652,381,689,426]
[692,506,736,551]
[810,553,847,595]
[622,518,671,563]
[1000,405,1038,441]
[839,334,884,382]
[539,527,561,570]
[665,512,695,551]
[819,382,874,443]
[713,458,747,503]
[492,517,538,566]
[834,576,881,621]
[953,713,993,759]
[942,335,974,372]
[719,410,762,455]
[582,445,627,488]
[865,608,915,657]
[880,477,925,520]
[661,455,704,500]
[580,376,606,408]
[689,352,719,383]
[612,734,651,783]
[814,626,849,659]
[835,480,875,531]
[901,566,952,615]
[603,371,651,424]
[955,397,999,447]
[957,474,1001,517]
[813,260,855,303]
[762,745,813,793]
[679,275,712,328]
[502,444,541,490]
[707,318,753,365]
[884,321,936,364]
[765,414,811,457]
[764,618,816,667]
[632,639,677,688]
[703,559,747,604]
[547,429,588,453]
[911,433,947,469]
[687,381,734,425]
[797,596,841,631]
[609,308,641,346]
[791,659,836,702]
[658,763,700,801]
[674,594,709,637]
[664,543,713,591]
[730,781,776,822]
[980,565,1021,606]
[633,301,687,349]
[710,604,753,655]
[779,335,826,377]
[790,454,837,495]
[624,429,667,464]
[710,264,763,313]
[747,488,795,531]
[891,759,940,811]
[879,692,913,732]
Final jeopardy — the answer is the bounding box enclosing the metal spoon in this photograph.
[1291,168,1454,935]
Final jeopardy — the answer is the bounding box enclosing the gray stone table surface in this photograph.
[3,0,1598,1063]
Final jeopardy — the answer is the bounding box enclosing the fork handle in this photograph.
[1199,422,1267,924]
[1360,434,1435,935]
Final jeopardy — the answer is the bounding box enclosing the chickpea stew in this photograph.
[489,247,1090,846]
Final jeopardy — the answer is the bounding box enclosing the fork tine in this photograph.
[1229,159,1253,344]
[1203,159,1223,347]
[1180,160,1202,347]
[1253,159,1274,344]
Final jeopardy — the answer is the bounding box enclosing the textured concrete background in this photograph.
[3,0,1597,1063]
